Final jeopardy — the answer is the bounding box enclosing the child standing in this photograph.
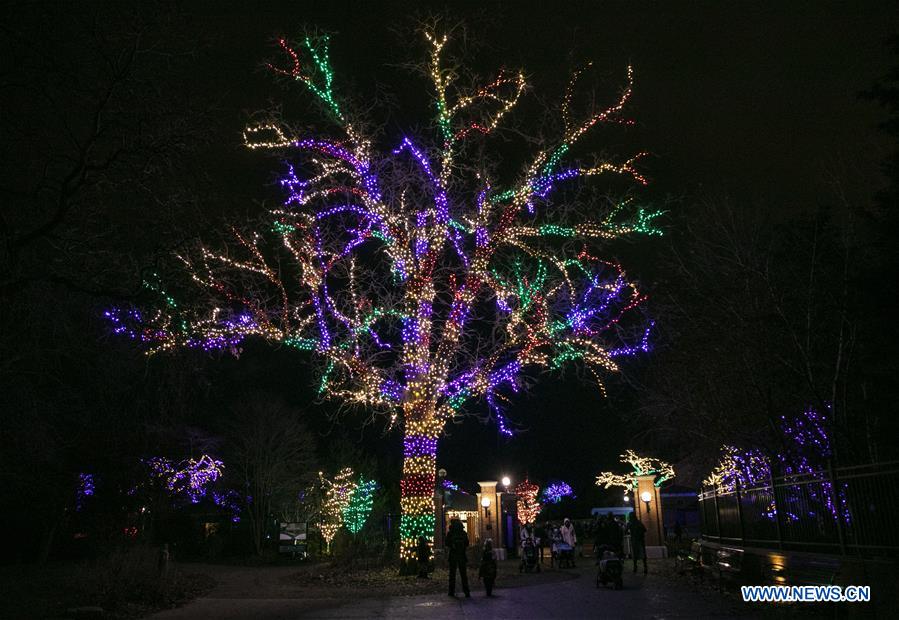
[479,539,498,597]
[416,535,431,578]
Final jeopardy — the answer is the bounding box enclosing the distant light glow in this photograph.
[542,482,575,504]
[515,479,542,525]
[596,450,676,491]
[703,406,849,524]
[143,454,224,504]
[76,473,95,511]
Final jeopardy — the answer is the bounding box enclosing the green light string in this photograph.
[343,478,377,534]
[550,342,584,369]
[351,308,408,342]
[602,205,664,237]
[448,219,469,232]
[371,229,394,245]
[541,144,569,177]
[447,388,469,410]
[301,35,344,122]
[400,513,436,542]
[284,336,317,351]
[538,224,575,237]
[318,360,335,395]
[273,221,296,236]
[489,188,517,204]
[142,273,178,309]
[513,259,547,313]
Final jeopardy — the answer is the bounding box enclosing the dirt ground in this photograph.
[182,556,578,600]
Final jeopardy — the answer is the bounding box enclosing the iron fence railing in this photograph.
[698,460,899,556]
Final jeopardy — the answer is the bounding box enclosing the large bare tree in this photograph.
[109,25,659,563]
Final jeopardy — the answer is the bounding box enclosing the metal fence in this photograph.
[698,460,899,556]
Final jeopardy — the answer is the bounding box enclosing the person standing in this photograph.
[549,523,562,567]
[479,539,498,597]
[445,518,471,597]
[520,522,534,545]
[519,522,534,558]
[560,518,578,567]
[628,514,648,575]
[416,535,431,579]
[592,515,609,556]
[606,512,624,557]
[534,523,548,563]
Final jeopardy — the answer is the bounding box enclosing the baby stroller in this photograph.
[595,545,623,590]
[519,537,541,573]
[556,542,575,568]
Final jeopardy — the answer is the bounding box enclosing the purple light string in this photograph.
[76,473,95,511]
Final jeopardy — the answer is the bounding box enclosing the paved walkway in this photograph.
[154,561,751,619]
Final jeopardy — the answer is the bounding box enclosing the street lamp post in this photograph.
[437,468,448,549]
[634,476,665,555]
[481,496,492,539]
[500,476,511,554]
[476,481,499,549]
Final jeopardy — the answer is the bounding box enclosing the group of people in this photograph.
[416,512,651,598]
[519,518,579,568]
[427,517,498,598]
[521,512,650,575]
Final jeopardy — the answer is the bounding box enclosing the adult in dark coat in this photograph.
[445,518,471,597]
[592,515,609,555]
[628,515,648,575]
[534,523,548,562]
[606,512,624,556]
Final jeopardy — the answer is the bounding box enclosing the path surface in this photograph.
[153,560,752,619]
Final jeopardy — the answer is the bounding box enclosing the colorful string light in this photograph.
[142,454,224,504]
[514,478,541,525]
[342,477,377,534]
[702,445,770,491]
[596,450,676,491]
[75,473,95,511]
[212,489,243,523]
[542,481,575,504]
[107,27,658,561]
[319,468,356,549]
[703,406,849,524]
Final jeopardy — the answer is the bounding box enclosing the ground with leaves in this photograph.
[1,547,214,620]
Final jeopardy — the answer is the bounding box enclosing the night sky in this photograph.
[194,1,897,210]
[4,1,898,509]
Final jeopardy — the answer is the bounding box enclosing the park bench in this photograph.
[711,546,744,589]
[673,540,702,574]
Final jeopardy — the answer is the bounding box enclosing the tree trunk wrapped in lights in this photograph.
[106,25,661,565]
